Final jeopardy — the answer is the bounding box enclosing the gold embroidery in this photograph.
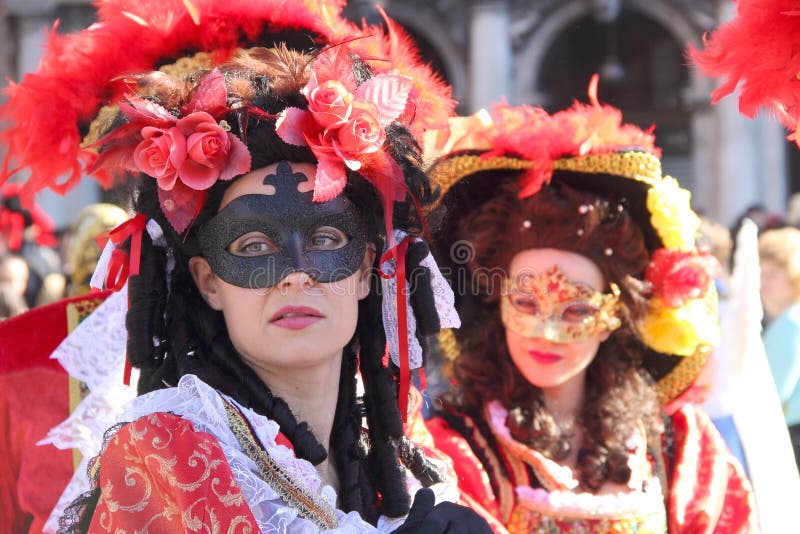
[428,154,532,203]
[222,399,339,530]
[655,345,711,405]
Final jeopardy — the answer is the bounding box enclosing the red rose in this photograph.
[133,126,187,191]
[646,248,717,307]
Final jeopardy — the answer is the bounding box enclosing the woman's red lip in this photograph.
[269,306,324,322]
[528,350,563,364]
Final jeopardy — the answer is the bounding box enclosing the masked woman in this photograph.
[0,1,491,532]
[424,86,758,532]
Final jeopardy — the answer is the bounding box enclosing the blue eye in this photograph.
[229,232,277,257]
[309,226,348,250]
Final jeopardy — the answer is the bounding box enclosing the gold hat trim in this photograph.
[430,151,662,206]
[551,151,662,186]
[428,154,532,201]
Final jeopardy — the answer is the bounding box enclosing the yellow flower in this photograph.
[646,176,700,251]
[640,296,719,356]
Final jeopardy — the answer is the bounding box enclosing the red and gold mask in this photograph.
[500,265,621,343]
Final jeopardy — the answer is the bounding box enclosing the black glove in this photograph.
[392,488,493,533]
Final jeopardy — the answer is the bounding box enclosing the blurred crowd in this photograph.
[0,184,127,319]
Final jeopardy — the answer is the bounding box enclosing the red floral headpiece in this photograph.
[0,0,455,226]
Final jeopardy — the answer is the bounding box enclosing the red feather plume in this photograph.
[690,0,800,143]
[485,76,660,198]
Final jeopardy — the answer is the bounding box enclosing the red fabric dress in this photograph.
[428,402,758,534]
[0,293,109,534]
[88,412,260,532]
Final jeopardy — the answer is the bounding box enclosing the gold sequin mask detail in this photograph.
[500,266,622,343]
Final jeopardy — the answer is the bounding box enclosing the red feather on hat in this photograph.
[485,76,659,198]
[690,0,800,143]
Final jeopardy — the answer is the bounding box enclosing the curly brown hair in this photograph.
[443,177,663,492]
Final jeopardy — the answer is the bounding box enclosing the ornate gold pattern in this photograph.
[428,154,532,200]
[222,399,339,530]
[81,104,121,149]
[552,152,662,186]
[655,345,711,406]
[500,268,621,344]
[438,327,460,362]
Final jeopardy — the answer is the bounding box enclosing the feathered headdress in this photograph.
[0,0,455,221]
[428,78,717,406]
[689,0,800,145]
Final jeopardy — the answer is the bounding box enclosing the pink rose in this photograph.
[331,102,385,170]
[176,112,251,190]
[306,80,353,128]
[133,126,187,190]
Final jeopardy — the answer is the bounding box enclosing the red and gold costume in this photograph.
[428,401,756,533]
[422,83,759,532]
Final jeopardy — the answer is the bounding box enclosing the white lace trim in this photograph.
[40,286,139,533]
[381,230,460,371]
[115,375,381,532]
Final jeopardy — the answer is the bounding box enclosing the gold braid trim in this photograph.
[428,155,532,200]
[551,152,662,186]
[222,398,339,530]
[654,344,711,406]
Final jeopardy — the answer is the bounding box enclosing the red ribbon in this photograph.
[104,214,147,292]
[379,235,414,423]
[0,210,25,251]
[104,213,147,386]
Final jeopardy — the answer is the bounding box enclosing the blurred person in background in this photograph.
[62,203,128,297]
[0,254,29,319]
[759,227,800,469]
[0,183,64,307]
[696,216,751,469]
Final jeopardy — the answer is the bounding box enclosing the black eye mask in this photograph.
[198,162,369,288]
